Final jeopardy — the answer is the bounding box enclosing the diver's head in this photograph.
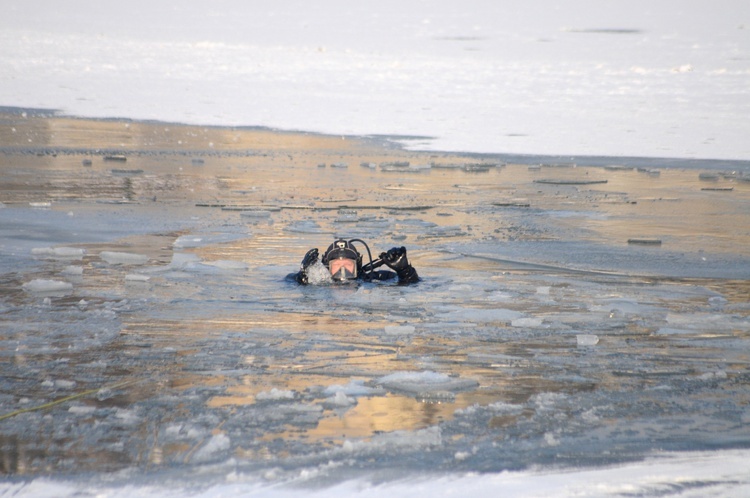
[322,239,361,282]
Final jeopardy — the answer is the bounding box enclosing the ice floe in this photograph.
[22,279,73,294]
[31,246,86,259]
[375,371,478,396]
[99,251,149,265]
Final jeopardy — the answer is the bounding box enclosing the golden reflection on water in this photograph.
[3,111,750,473]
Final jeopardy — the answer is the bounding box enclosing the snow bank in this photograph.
[3,0,749,159]
[3,448,750,496]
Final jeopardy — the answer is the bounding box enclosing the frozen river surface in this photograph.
[1,114,750,496]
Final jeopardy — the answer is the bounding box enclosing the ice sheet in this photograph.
[1,0,749,160]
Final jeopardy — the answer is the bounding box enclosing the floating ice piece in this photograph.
[323,391,356,408]
[239,209,272,218]
[68,405,96,415]
[61,266,84,275]
[305,261,333,285]
[100,251,149,265]
[534,178,607,185]
[697,370,727,381]
[342,426,442,454]
[22,279,73,294]
[576,334,599,346]
[285,220,327,233]
[191,433,230,464]
[486,291,514,302]
[203,260,248,270]
[29,202,52,208]
[384,325,415,335]
[376,371,478,395]
[172,233,245,249]
[168,252,201,269]
[544,432,561,446]
[32,247,86,259]
[438,307,523,323]
[323,379,383,397]
[511,317,544,327]
[256,388,295,401]
[487,401,526,414]
[466,353,530,368]
[125,273,150,282]
[114,408,140,425]
[371,426,441,448]
[336,209,358,222]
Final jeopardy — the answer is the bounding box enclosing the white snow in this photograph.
[1,0,748,159]
[4,448,750,497]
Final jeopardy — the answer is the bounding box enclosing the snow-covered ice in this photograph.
[1,0,749,160]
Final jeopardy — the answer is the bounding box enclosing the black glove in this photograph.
[300,248,319,270]
[380,246,419,284]
[380,246,410,272]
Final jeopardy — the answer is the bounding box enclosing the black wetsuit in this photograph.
[289,241,419,285]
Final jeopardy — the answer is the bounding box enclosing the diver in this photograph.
[290,238,419,285]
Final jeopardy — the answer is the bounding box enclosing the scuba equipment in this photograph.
[321,239,360,281]
[321,238,386,282]
[292,237,417,285]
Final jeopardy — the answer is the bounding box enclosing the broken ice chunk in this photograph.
[576,334,599,346]
[384,325,416,335]
[125,273,151,282]
[31,247,86,259]
[322,391,356,408]
[375,371,478,395]
[323,379,384,397]
[22,279,73,294]
[256,388,295,401]
[511,317,544,327]
[61,266,84,275]
[190,433,231,464]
